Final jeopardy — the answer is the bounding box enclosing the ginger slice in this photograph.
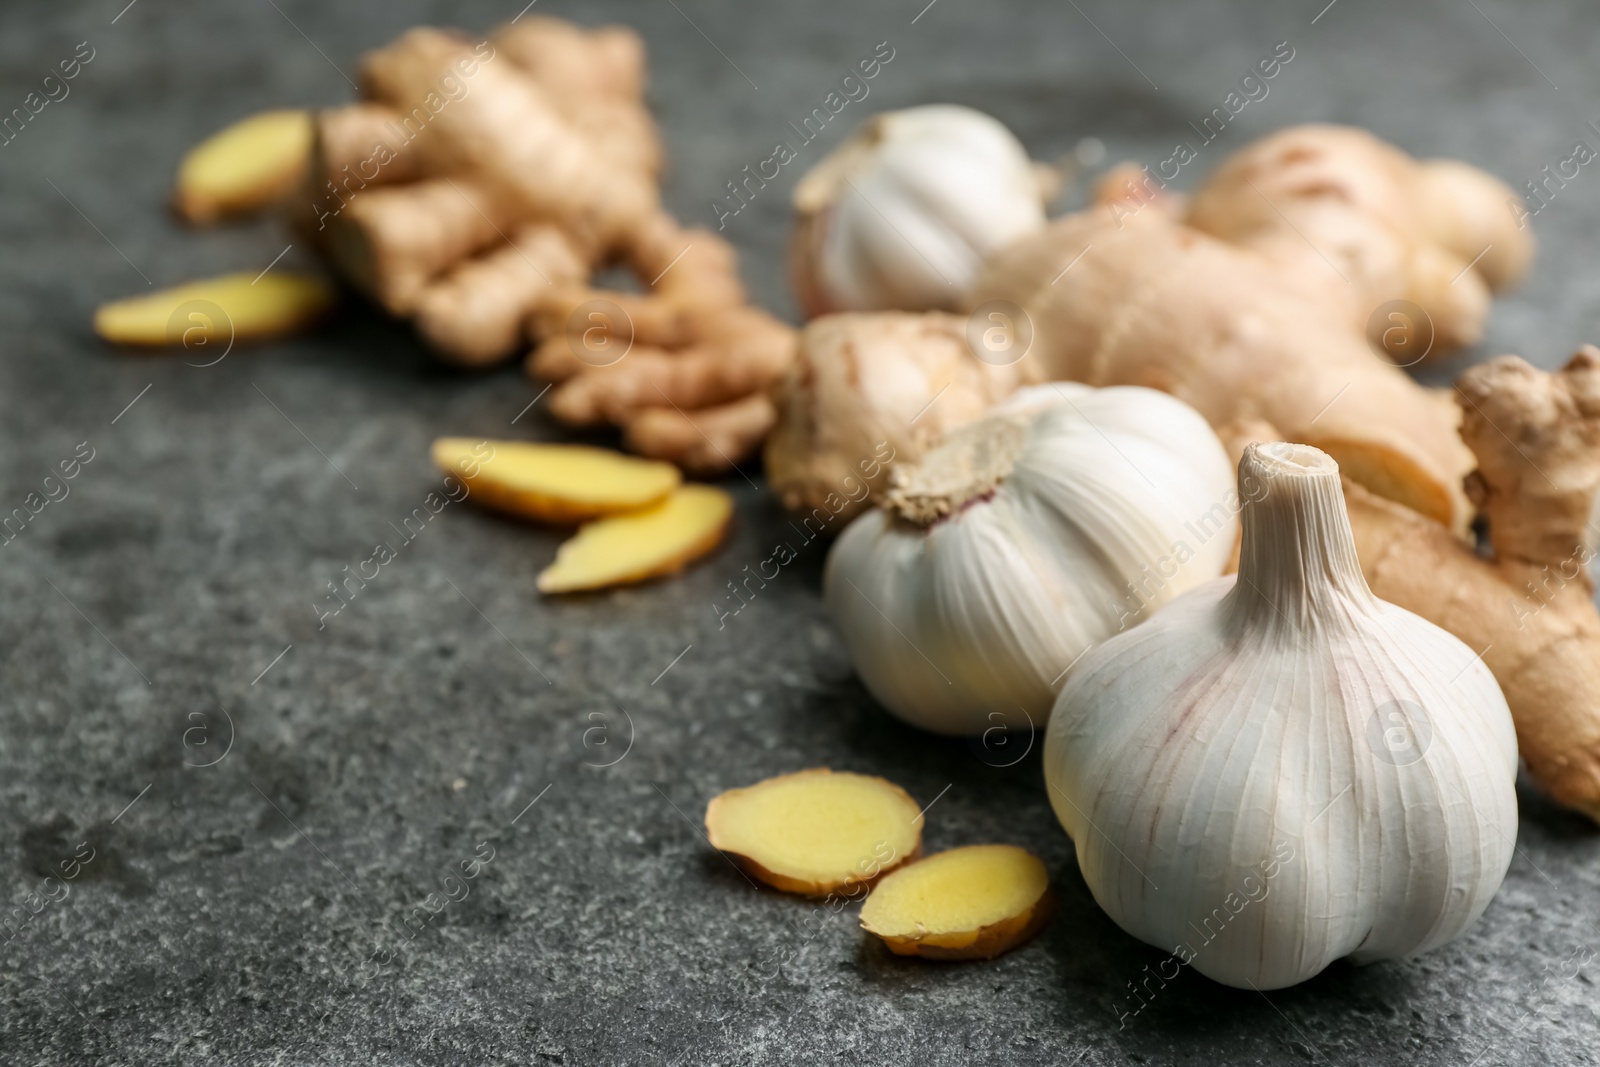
[174,110,312,223]
[94,272,336,348]
[433,438,679,524]
[704,768,922,896]
[537,484,732,593]
[860,845,1053,960]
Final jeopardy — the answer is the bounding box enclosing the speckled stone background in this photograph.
[1,0,1598,1063]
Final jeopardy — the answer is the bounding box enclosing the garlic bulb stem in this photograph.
[1227,442,1376,638]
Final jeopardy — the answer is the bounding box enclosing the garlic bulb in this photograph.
[1044,442,1518,990]
[791,105,1049,316]
[823,383,1237,735]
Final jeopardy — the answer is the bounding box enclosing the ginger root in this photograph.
[432,438,679,524]
[537,483,732,593]
[272,17,793,471]
[1345,350,1600,821]
[524,218,797,474]
[773,123,1528,530]
[859,844,1053,960]
[95,271,336,347]
[704,769,922,896]
[298,19,655,341]
[173,110,312,224]
[770,123,1531,529]
[765,311,1034,520]
[969,124,1538,532]
[1183,125,1530,355]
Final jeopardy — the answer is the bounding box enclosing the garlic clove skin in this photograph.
[1044,443,1518,990]
[791,105,1048,316]
[824,383,1237,735]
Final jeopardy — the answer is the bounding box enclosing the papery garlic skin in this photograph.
[791,105,1048,316]
[1044,443,1518,990]
[824,383,1236,736]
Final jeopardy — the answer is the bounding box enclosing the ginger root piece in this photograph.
[293,18,654,349]
[765,311,1036,521]
[773,123,1530,528]
[95,272,336,347]
[433,438,679,524]
[1344,349,1600,821]
[537,483,732,593]
[972,195,1475,530]
[624,394,780,477]
[358,28,658,249]
[859,844,1052,960]
[526,219,797,473]
[174,110,312,223]
[290,17,787,474]
[1184,125,1532,355]
[704,769,922,896]
[267,16,790,468]
[493,17,662,179]
[413,223,593,366]
[545,311,795,427]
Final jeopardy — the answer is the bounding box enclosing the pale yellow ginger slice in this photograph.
[433,439,680,524]
[860,844,1053,960]
[174,109,312,223]
[704,768,922,896]
[537,484,732,593]
[95,272,336,348]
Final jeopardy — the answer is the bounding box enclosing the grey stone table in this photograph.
[2,0,1597,1063]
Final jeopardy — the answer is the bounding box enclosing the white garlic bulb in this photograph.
[1044,442,1518,990]
[791,105,1049,316]
[823,383,1237,735]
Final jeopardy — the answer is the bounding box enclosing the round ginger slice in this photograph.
[537,484,732,593]
[704,769,922,896]
[860,844,1052,960]
[174,109,313,224]
[433,439,680,524]
[94,272,337,348]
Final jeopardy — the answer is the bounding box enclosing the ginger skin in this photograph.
[967,124,1531,531]
[525,218,797,473]
[281,16,793,470]
[1184,125,1530,354]
[765,312,1036,520]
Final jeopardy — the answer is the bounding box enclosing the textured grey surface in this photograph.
[1,0,1598,1063]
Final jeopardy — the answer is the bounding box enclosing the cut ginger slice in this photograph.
[433,439,680,524]
[174,109,312,223]
[537,484,732,593]
[704,768,922,896]
[860,845,1052,960]
[95,272,337,348]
